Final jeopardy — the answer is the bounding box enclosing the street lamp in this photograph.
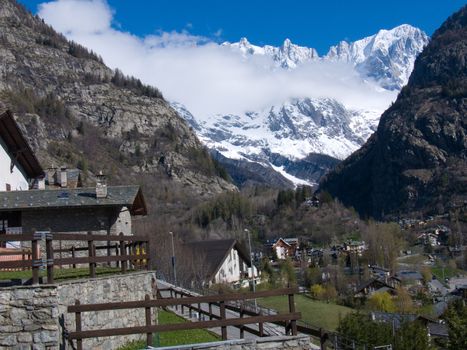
[244,229,257,310]
[169,231,177,286]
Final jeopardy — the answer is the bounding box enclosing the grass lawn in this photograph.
[258,294,353,331]
[119,310,220,349]
[431,265,463,282]
[0,266,122,281]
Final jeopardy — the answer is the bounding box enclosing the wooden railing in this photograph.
[0,231,150,284]
[67,287,301,350]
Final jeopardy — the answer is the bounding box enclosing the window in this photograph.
[5,183,11,191]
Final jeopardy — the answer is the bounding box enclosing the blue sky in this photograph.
[20,0,465,54]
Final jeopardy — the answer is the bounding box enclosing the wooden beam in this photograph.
[68,287,298,313]
[68,312,301,340]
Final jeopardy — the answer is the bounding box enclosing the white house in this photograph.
[186,239,258,286]
[0,110,43,248]
[0,110,43,191]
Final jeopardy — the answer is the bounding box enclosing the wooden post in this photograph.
[71,246,76,269]
[87,232,96,278]
[259,307,264,337]
[115,244,119,268]
[220,299,227,340]
[198,303,201,320]
[240,303,245,339]
[145,294,153,347]
[209,302,213,320]
[45,232,54,284]
[120,233,127,273]
[320,328,326,350]
[181,294,184,314]
[288,292,297,336]
[75,300,82,350]
[31,233,39,285]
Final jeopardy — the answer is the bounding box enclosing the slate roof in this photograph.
[0,185,147,215]
[0,110,43,179]
[185,239,251,282]
[396,270,423,281]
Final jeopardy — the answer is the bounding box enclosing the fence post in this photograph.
[119,233,127,273]
[145,294,153,347]
[288,292,297,336]
[259,307,264,337]
[87,232,96,278]
[31,231,40,285]
[240,303,245,339]
[320,328,326,350]
[208,302,213,320]
[71,246,76,269]
[75,299,83,350]
[219,294,227,340]
[45,231,54,284]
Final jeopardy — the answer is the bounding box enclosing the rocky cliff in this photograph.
[319,6,467,219]
[0,0,235,222]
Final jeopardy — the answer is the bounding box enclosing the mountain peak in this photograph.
[326,24,429,89]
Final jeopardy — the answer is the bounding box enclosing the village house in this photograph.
[354,278,397,298]
[269,237,299,260]
[343,240,367,255]
[395,270,424,287]
[185,239,258,287]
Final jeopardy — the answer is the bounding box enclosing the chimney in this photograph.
[32,177,45,190]
[96,171,107,198]
[60,167,68,188]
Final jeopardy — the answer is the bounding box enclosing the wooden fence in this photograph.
[67,287,301,350]
[0,231,150,284]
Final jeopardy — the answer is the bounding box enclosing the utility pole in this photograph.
[169,231,177,286]
[245,228,257,310]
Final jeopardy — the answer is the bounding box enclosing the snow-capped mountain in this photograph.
[326,24,429,90]
[174,25,429,187]
[223,37,319,69]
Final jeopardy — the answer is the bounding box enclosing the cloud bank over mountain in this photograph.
[37,0,396,118]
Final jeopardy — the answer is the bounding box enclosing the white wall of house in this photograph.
[214,248,242,284]
[213,247,258,284]
[274,245,288,260]
[0,140,29,191]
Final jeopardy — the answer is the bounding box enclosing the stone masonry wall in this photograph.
[156,335,315,350]
[0,285,59,350]
[57,271,157,350]
[0,271,157,350]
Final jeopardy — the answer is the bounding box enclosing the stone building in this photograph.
[0,185,147,236]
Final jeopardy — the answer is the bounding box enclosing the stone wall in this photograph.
[154,335,316,350]
[0,285,59,349]
[0,271,157,350]
[57,271,157,350]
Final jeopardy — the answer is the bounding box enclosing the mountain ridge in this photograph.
[319,6,467,219]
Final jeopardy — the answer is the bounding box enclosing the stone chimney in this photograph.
[59,167,67,188]
[96,171,107,198]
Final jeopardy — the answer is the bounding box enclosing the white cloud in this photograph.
[38,0,113,34]
[37,0,396,118]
